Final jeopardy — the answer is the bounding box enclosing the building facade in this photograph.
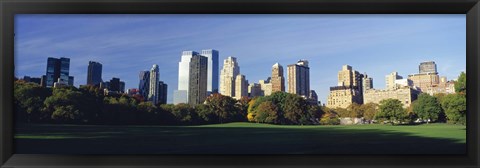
[407,73,440,92]
[219,56,240,97]
[138,71,150,100]
[362,74,373,93]
[287,60,310,98]
[326,65,364,109]
[107,77,122,92]
[327,86,362,109]
[45,57,74,87]
[259,79,272,96]
[87,61,103,86]
[234,74,248,99]
[248,83,262,97]
[363,87,420,108]
[385,72,403,90]
[188,55,208,106]
[271,63,285,93]
[158,81,168,104]
[419,61,437,74]
[148,64,160,105]
[174,51,199,104]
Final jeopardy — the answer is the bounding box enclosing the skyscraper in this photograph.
[138,71,150,100]
[362,73,373,92]
[119,81,125,93]
[271,63,285,93]
[248,83,262,97]
[87,61,103,86]
[108,77,121,92]
[188,55,208,106]
[45,57,73,87]
[174,51,199,104]
[235,74,248,100]
[158,81,168,104]
[200,49,219,94]
[287,60,310,98]
[220,57,240,97]
[149,64,160,105]
[419,61,437,74]
[386,72,403,90]
[327,65,364,108]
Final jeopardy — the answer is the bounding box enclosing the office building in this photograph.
[308,90,319,105]
[87,61,103,86]
[363,87,420,108]
[287,60,310,98]
[419,61,437,74]
[159,81,168,104]
[148,64,160,104]
[105,77,125,93]
[248,83,262,97]
[200,49,219,94]
[386,72,403,90]
[22,76,42,85]
[235,74,248,100]
[407,73,440,92]
[271,63,285,93]
[259,79,272,96]
[220,56,240,97]
[138,71,150,100]
[362,74,373,93]
[188,55,208,106]
[45,57,73,87]
[174,51,199,104]
[326,65,364,108]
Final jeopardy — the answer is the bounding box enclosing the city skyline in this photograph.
[14,14,466,104]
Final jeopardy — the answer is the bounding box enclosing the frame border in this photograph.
[1,0,479,167]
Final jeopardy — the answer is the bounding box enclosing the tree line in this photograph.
[14,72,466,126]
[14,81,324,125]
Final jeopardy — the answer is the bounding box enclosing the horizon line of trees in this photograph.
[14,72,467,126]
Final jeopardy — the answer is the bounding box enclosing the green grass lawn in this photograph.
[14,122,466,154]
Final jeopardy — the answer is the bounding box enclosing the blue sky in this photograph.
[14,14,466,104]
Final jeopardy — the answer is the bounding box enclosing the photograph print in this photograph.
[14,14,466,154]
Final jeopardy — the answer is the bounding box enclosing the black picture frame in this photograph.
[1,0,479,167]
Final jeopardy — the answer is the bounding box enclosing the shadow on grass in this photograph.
[14,123,466,155]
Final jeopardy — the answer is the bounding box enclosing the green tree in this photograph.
[137,101,158,124]
[14,81,52,122]
[334,107,350,118]
[441,93,466,125]
[205,94,238,123]
[195,104,216,123]
[376,99,407,125]
[307,104,324,124]
[235,96,251,121]
[171,103,196,124]
[283,94,311,125]
[319,107,340,125]
[254,101,280,124]
[361,103,378,121]
[412,93,442,123]
[455,71,466,94]
[44,87,87,123]
[347,103,363,118]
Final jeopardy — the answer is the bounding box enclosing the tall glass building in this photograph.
[45,57,73,87]
[174,51,199,104]
[200,49,219,94]
[149,64,160,105]
[138,71,150,100]
[188,55,208,106]
[87,61,103,86]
